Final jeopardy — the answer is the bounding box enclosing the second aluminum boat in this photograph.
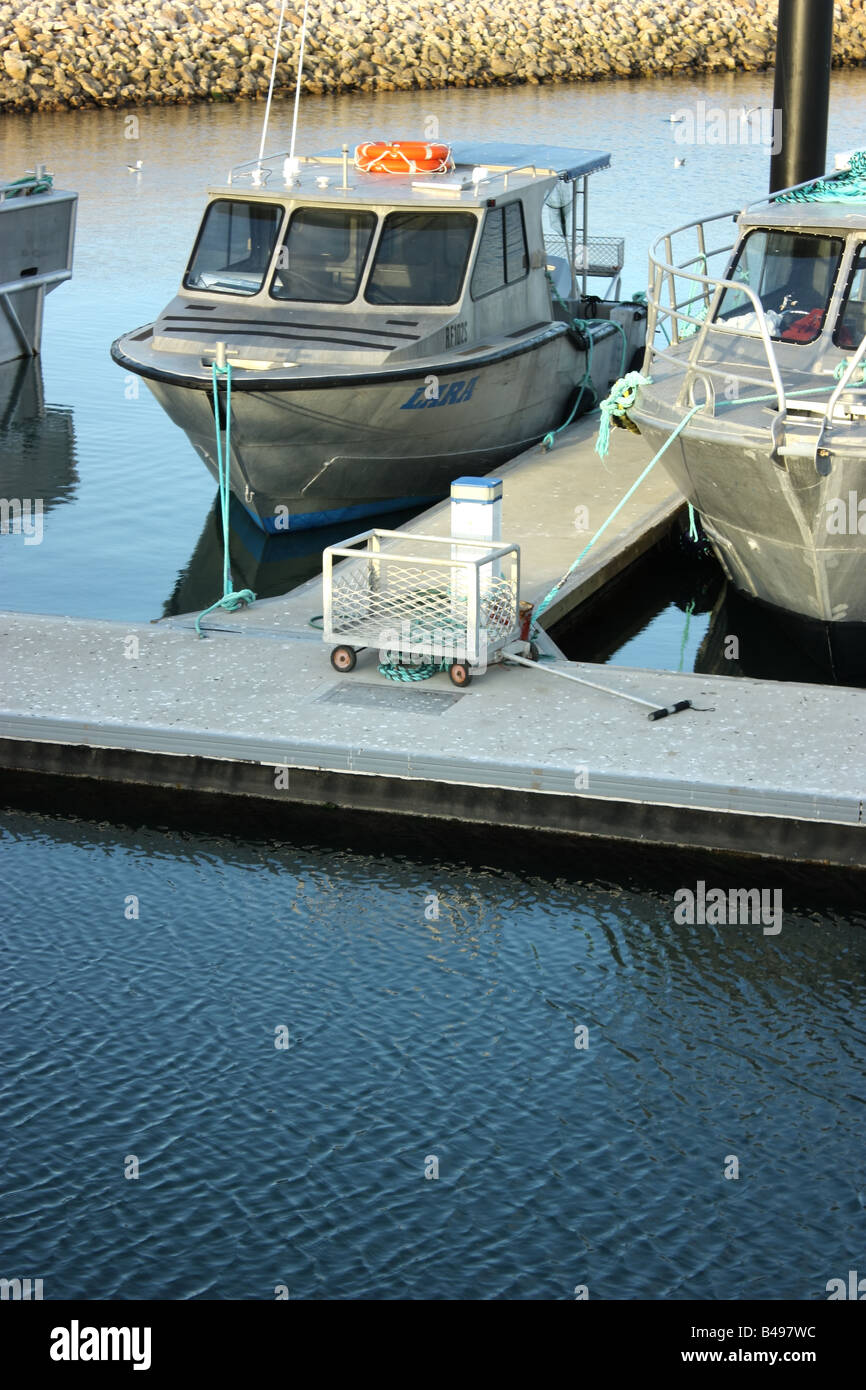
[632,153,866,635]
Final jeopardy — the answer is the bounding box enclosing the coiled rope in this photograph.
[595,370,653,458]
[777,149,866,203]
[3,171,54,198]
[378,658,450,681]
[195,360,256,636]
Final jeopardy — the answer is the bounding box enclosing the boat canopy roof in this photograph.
[220,142,610,207]
[739,199,866,234]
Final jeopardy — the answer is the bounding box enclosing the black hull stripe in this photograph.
[159,325,402,351]
[166,315,420,342]
[110,322,571,393]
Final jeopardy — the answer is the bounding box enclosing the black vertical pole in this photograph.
[769,0,834,193]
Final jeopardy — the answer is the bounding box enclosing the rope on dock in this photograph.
[378,659,450,681]
[195,360,256,637]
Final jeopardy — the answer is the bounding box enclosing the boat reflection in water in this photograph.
[0,356,78,520]
[696,582,866,687]
[163,492,425,617]
[554,527,865,688]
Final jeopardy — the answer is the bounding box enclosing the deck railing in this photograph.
[646,209,789,414]
[646,210,866,433]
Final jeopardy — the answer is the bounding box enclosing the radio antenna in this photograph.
[257,0,290,167]
[288,0,310,162]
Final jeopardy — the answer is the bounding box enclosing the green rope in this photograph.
[532,398,704,624]
[540,271,629,450]
[677,600,695,673]
[680,298,709,340]
[777,149,866,203]
[195,360,256,637]
[595,370,653,458]
[833,358,866,385]
[377,659,450,681]
[3,171,54,198]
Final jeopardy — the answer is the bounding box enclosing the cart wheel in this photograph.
[330,645,357,672]
[449,662,472,687]
[528,642,540,662]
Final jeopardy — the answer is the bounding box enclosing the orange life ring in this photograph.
[354,141,453,174]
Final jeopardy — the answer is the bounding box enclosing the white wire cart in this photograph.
[323,529,525,687]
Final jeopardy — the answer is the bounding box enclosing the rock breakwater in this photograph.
[1,0,865,113]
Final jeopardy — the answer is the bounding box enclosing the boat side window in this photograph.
[364,212,476,306]
[270,207,377,303]
[471,202,529,299]
[714,229,843,343]
[833,243,866,350]
[184,199,283,296]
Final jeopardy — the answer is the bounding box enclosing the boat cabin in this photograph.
[151,142,614,372]
[712,201,866,351]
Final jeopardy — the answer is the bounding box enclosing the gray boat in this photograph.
[631,155,866,629]
[0,168,77,364]
[111,140,646,532]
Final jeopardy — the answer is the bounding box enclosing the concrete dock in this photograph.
[1,413,864,879]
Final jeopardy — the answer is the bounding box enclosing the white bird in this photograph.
[738,105,763,121]
[125,160,143,172]
[664,114,685,123]
[674,157,686,168]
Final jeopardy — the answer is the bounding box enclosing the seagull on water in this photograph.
[125,160,143,173]
[664,114,685,123]
[674,157,686,168]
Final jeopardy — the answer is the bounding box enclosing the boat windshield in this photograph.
[184,199,284,296]
[270,207,377,303]
[713,229,843,344]
[833,242,866,350]
[365,212,476,306]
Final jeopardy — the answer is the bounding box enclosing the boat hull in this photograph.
[132,328,609,532]
[632,396,866,625]
[0,188,76,364]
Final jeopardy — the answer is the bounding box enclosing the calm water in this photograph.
[2,809,865,1301]
[2,76,866,1302]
